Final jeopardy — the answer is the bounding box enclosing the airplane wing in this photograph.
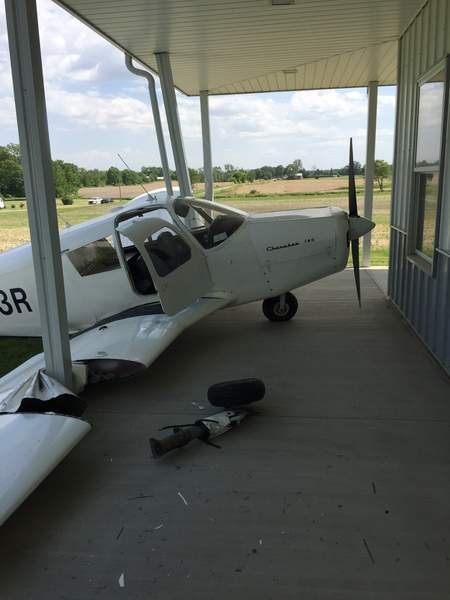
[70,294,231,381]
[0,294,231,525]
[0,412,91,525]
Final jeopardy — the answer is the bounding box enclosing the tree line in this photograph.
[0,143,391,199]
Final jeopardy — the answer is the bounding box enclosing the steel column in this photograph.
[5,0,72,387]
[125,54,173,197]
[363,80,378,267]
[200,90,214,201]
[155,52,192,197]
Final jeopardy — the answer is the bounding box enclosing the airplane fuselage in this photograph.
[0,192,352,337]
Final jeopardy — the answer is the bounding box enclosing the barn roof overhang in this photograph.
[53,0,426,96]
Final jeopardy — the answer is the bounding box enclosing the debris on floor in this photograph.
[362,538,375,564]
[191,401,205,409]
[150,378,265,458]
[177,491,189,506]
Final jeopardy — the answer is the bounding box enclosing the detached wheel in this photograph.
[262,292,298,322]
[208,378,266,408]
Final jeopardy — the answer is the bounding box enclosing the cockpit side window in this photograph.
[67,237,120,277]
[145,228,191,277]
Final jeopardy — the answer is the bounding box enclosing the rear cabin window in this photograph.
[67,237,120,277]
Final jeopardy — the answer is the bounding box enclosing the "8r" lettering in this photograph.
[0,288,32,315]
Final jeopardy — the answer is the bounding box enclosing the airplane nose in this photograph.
[349,215,376,241]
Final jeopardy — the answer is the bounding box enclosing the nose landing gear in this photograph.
[262,292,298,322]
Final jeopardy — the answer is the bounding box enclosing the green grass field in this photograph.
[0,197,131,252]
[0,179,390,376]
[0,337,42,378]
[0,185,390,263]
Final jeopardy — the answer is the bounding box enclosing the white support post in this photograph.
[5,0,72,388]
[200,90,214,201]
[155,52,192,197]
[363,80,378,267]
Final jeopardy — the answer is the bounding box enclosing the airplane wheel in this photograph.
[262,292,298,322]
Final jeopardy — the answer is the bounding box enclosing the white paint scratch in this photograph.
[178,491,189,506]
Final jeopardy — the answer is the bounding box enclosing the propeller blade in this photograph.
[351,238,361,308]
[348,137,358,217]
[348,137,361,306]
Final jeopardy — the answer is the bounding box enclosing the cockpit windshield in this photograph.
[175,199,245,249]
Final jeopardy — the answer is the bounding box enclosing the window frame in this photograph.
[408,55,450,274]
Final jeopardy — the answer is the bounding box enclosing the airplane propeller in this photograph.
[348,137,361,307]
[347,138,376,307]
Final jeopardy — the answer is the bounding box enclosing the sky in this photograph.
[0,0,396,172]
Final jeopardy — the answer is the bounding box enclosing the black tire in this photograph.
[262,292,298,322]
[208,378,266,408]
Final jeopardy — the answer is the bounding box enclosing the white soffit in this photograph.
[54,0,426,95]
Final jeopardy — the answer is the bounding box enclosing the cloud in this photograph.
[45,86,155,130]
[0,95,15,126]
[44,54,101,82]
[205,88,393,145]
[204,89,395,168]
[36,1,126,85]
[0,0,127,88]
[208,94,317,140]
[291,89,367,118]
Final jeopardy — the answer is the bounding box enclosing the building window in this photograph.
[416,172,439,257]
[412,61,447,262]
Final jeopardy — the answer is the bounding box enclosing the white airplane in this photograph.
[0,140,374,525]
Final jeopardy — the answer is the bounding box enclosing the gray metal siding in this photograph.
[389,0,450,373]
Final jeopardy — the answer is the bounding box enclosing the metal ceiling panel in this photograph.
[54,0,427,95]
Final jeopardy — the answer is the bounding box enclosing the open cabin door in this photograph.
[115,209,212,315]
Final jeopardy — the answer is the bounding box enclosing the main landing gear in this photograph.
[262,292,298,322]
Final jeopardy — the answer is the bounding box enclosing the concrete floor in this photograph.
[366,266,388,296]
[1,269,449,600]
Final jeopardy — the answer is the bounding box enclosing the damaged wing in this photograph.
[0,295,231,525]
[0,370,90,526]
[71,296,231,382]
